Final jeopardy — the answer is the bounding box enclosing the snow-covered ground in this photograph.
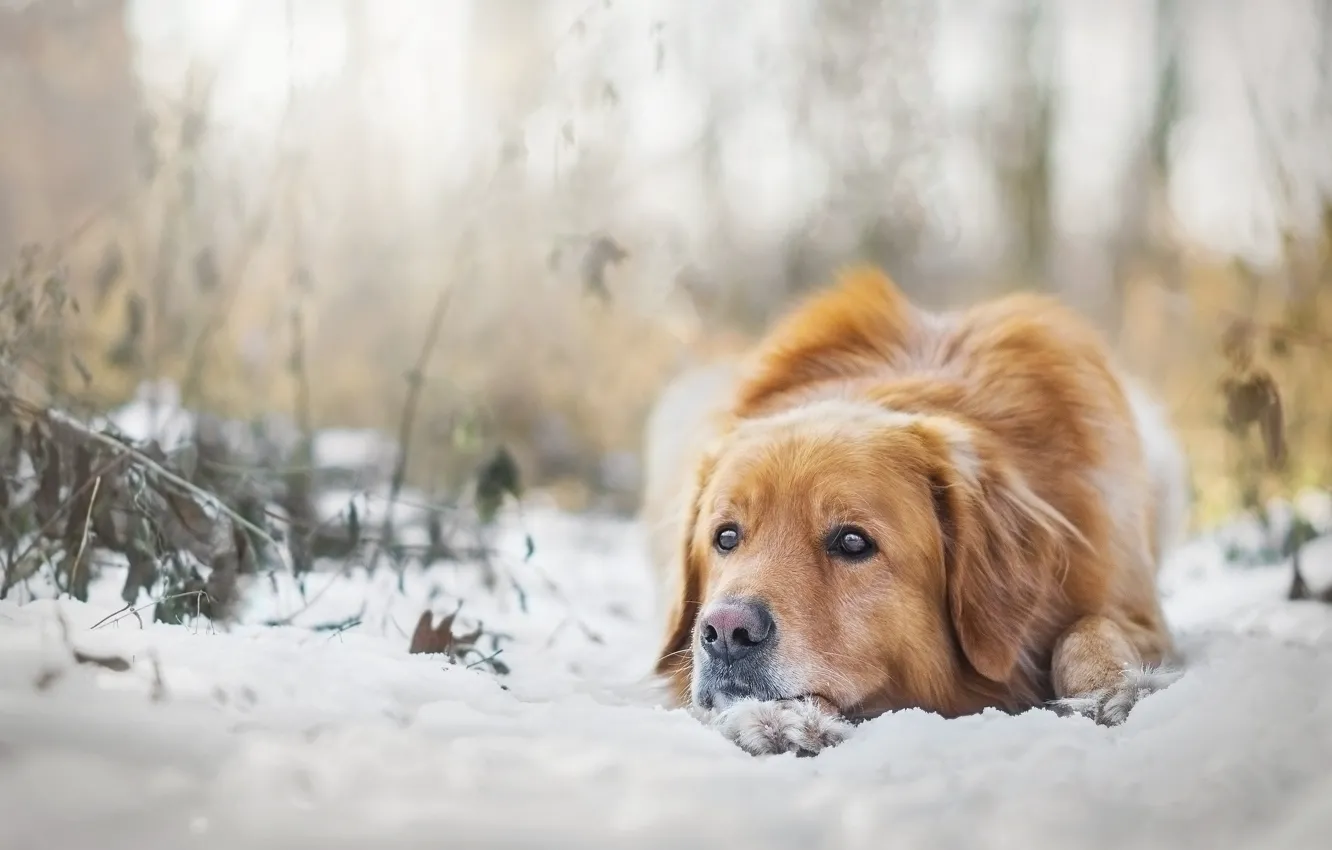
[3,491,1332,849]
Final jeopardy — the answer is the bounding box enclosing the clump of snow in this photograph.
[2,504,1331,848]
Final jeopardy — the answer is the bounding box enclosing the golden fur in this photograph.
[641,267,1187,750]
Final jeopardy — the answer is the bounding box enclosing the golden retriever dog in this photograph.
[639,267,1190,756]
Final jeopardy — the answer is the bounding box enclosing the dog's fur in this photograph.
[640,267,1189,755]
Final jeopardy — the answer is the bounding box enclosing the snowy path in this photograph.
[2,508,1332,850]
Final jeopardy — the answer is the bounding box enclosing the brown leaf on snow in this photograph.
[407,607,509,674]
[408,609,461,656]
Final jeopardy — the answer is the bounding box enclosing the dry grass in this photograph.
[1118,245,1332,527]
[20,235,1324,528]
[54,238,709,512]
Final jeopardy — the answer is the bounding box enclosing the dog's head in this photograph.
[653,269,1077,718]
[656,398,1072,717]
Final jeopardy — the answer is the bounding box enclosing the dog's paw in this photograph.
[709,697,853,757]
[1051,665,1183,727]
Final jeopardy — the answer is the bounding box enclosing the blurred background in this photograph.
[2,0,1330,532]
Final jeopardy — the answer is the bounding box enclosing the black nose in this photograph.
[699,598,774,664]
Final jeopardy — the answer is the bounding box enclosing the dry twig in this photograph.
[366,281,457,573]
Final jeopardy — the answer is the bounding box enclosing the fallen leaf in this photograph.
[408,609,460,656]
[407,608,509,674]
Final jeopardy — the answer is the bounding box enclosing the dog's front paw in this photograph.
[710,697,852,756]
[1051,666,1183,726]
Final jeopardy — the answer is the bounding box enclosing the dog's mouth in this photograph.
[697,679,759,711]
[701,684,842,715]
[705,688,748,712]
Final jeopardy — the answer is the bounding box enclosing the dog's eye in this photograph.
[828,526,875,560]
[714,524,741,553]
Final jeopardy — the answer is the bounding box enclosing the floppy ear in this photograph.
[653,453,716,704]
[932,451,1077,683]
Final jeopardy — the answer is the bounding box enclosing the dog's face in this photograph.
[661,398,1062,719]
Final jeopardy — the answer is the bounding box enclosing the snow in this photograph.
[3,503,1332,849]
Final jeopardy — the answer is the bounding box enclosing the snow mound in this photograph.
[2,510,1332,850]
